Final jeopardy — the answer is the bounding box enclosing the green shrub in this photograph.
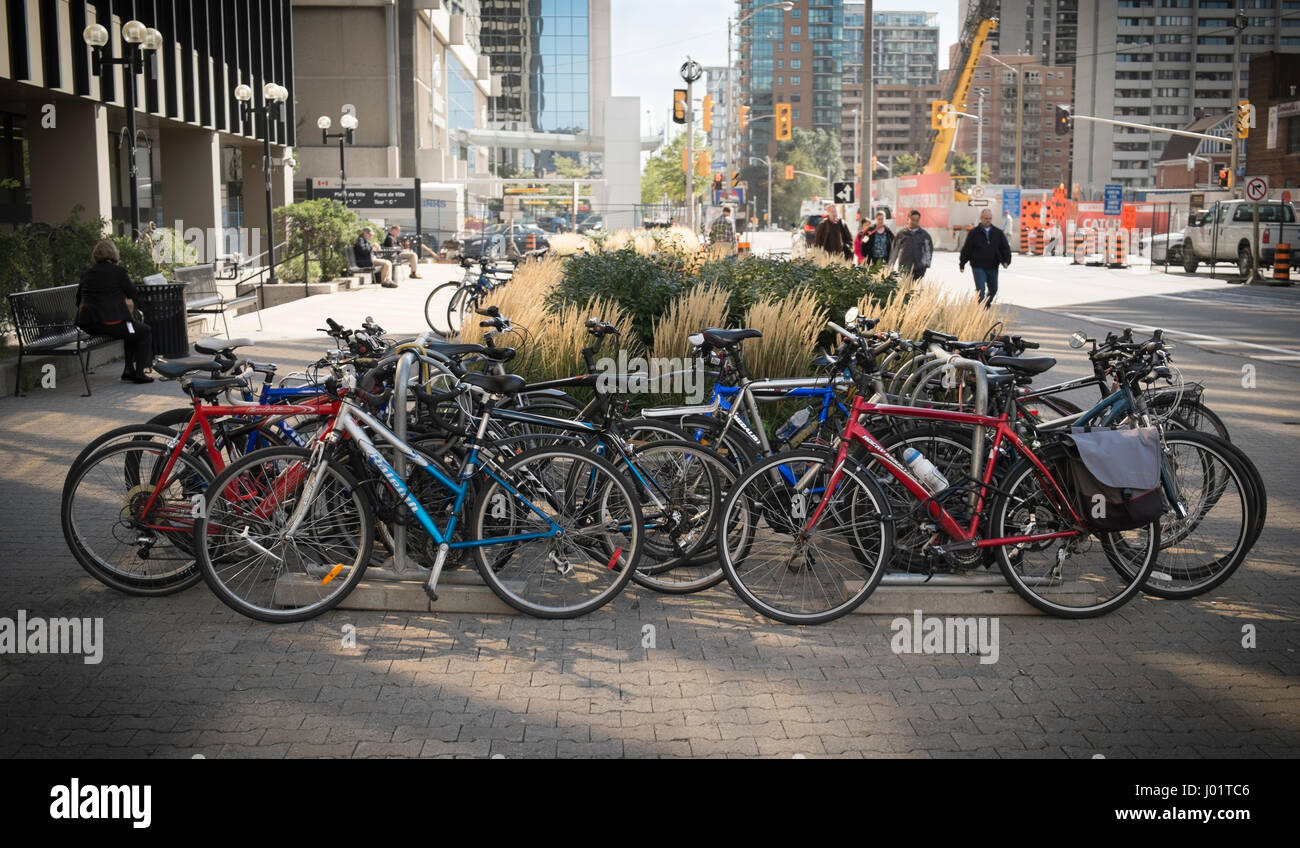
[695,255,900,326]
[546,247,693,347]
[275,254,324,286]
[274,199,381,284]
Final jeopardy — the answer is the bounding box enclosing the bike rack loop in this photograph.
[926,344,990,508]
[391,348,420,575]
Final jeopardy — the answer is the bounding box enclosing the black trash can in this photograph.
[134,282,189,359]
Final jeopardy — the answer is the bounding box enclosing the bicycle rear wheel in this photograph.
[61,441,213,595]
[991,442,1158,617]
[447,286,476,337]
[196,447,373,622]
[471,446,642,618]
[425,282,461,335]
[718,448,893,625]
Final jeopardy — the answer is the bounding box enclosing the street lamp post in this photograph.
[236,82,290,289]
[727,2,792,198]
[317,111,359,205]
[749,156,772,229]
[83,21,164,238]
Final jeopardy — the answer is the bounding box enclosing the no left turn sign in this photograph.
[1244,175,1269,202]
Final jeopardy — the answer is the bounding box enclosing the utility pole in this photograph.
[852,108,860,215]
[861,2,874,222]
[1231,10,1246,197]
[976,89,984,185]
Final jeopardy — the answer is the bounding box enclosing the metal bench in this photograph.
[174,263,260,336]
[343,245,381,284]
[7,284,117,397]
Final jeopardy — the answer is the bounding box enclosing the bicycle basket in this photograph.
[1067,426,1163,533]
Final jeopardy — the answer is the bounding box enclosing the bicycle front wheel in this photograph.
[446,286,476,338]
[471,446,642,618]
[425,282,461,335]
[991,442,1158,617]
[61,441,213,595]
[197,447,373,623]
[718,448,894,625]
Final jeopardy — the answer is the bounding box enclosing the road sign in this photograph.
[833,182,855,204]
[970,184,985,199]
[714,188,745,205]
[1103,184,1123,216]
[1002,188,1021,217]
[1244,175,1270,202]
[712,160,726,171]
[967,199,990,207]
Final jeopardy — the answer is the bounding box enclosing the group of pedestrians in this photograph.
[822,204,1012,308]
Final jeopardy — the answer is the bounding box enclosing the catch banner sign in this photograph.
[895,172,954,229]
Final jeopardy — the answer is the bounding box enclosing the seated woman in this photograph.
[76,239,154,384]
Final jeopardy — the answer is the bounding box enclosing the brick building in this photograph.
[1246,52,1300,190]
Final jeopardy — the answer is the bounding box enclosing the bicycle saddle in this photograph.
[184,376,249,397]
[481,346,516,363]
[427,342,488,357]
[987,355,1056,375]
[194,337,254,356]
[153,358,227,380]
[463,372,526,395]
[702,328,762,347]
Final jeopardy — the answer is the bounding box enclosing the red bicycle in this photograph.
[716,318,1160,624]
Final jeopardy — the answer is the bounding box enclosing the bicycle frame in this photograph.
[806,395,1085,549]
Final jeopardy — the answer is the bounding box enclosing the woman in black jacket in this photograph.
[76,240,154,383]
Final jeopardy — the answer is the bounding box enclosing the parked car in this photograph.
[1182,200,1300,275]
[576,214,604,233]
[1138,231,1184,264]
[457,223,551,259]
[798,214,827,246]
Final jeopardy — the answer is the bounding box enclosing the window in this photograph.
[791,8,801,17]
[1156,14,1191,23]
[792,109,801,119]
[1288,116,1300,154]
[1199,17,1231,25]
[790,76,801,85]
[791,41,801,51]
[776,76,783,85]
[1156,69,1189,78]
[790,59,802,69]
[1158,0,1191,5]
[776,42,783,51]
[777,59,784,69]
[1157,51,1190,60]
[790,26,801,35]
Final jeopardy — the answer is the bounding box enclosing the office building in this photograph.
[1,0,295,243]
[1074,0,1300,193]
[478,0,611,174]
[704,65,729,158]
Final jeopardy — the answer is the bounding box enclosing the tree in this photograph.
[641,131,713,204]
[892,152,924,177]
[770,147,824,227]
[776,128,843,183]
[950,153,991,185]
[553,154,590,179]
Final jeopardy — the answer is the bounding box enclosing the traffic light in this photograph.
[775,103,792,141]
[701,94,714,133]
[930,100,949,130]
[1237,100,1252,139]
[1218,167,1230,188]
[713,173,723,192]
[1054,104,1073,136]
[872,155,879,174]
[739,105,751,130]
[672,89,687,124]
[784,164,794,181]
[731,172,740,188]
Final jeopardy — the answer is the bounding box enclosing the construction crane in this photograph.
[925,0,999,198]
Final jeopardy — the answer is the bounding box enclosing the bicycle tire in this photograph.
[61,440,214,596]
[717,447,894,625]
[470,445,642,618]
[425,282,462,335]
[447,286,476,338]
[196,447,374,623]
[990,441,1159,617]
[63,424,180,501]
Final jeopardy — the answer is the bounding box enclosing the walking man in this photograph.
[813,204,853,261]
[958,208,1012,307]
[889,209,934,279]
[707,206,738,259]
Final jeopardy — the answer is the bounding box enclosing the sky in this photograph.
[610,1,962,138]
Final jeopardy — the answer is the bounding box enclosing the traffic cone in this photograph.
[1109,230,1127,268]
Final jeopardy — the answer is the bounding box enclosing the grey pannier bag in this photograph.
[1068,426,1163,533]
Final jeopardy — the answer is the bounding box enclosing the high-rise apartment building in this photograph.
[738,0,842,161]
[1074,0,1300,193]
[960,0,1079,67]
[704,66,730,157]
[843,5,939,172]
[952,51,1074,188]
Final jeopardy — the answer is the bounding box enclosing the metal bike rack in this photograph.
[390,349,420,575]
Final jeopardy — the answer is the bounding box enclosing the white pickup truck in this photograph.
[1182,199,1300,276]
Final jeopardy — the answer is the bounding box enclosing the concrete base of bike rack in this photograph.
[846,575,1093,615]
[330,568,521,615]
